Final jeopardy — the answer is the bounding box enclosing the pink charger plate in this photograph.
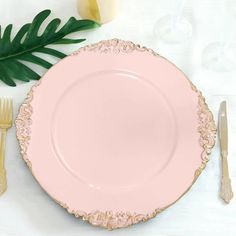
[16,39,216,230]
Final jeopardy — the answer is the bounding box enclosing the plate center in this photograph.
[51,70,177,190]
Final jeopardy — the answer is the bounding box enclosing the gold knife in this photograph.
[219,101,233,203]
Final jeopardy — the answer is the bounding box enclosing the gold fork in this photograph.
[0,98,13,195]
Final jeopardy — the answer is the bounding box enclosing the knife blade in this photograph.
[219,101,228,158]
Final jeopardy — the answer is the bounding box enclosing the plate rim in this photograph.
[15,38,217,230]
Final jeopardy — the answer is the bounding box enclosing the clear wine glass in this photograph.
[202,42,236,72]
[153,0,192,44]
[202,1,236,72]
[228,0,236,16]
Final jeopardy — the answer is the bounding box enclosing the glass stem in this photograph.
[171,0,186,31]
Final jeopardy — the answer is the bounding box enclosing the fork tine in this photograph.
[0,98,2,119]
[9,99,13,122]
[5,98,8,122]
[3,98,7,122]
[6,99,9,122]
[0,98,2,122]
[8,98,12,123]
[7,99,10,122]
[4,99,7,122]
[1,98,5,122]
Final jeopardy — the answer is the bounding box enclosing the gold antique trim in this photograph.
[15,39,216,230]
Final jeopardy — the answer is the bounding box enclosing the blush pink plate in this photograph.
[16,39,216,229]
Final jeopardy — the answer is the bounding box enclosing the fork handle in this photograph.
[0,129,7,195]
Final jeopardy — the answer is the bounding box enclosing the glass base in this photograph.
[202,42,236,72]
[154,15,192,44]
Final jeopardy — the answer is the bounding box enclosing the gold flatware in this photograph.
[219,101,233,203]
[0,98,13,195]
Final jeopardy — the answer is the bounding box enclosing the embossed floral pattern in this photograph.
[53,197,162,230]
[15,39,216,230]
[72,38,159,56]
[15,82,41,170]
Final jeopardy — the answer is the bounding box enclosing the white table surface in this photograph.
[0,0,236,235]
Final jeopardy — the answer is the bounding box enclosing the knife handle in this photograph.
[220,156,233,204]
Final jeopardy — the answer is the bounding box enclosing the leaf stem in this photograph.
[0,36,76,61]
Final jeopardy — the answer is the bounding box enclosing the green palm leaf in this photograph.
[0,9,100,86]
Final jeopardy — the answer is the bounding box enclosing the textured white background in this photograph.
[0,0,236,235]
